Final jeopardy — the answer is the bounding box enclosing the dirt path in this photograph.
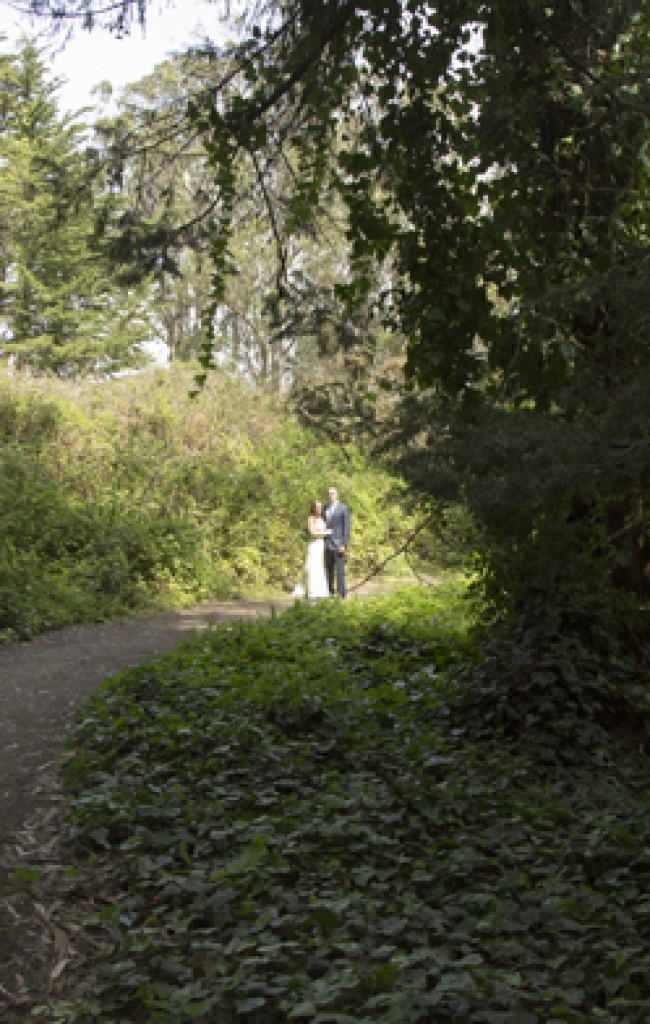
[0,599,292,847]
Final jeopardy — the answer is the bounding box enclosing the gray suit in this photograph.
[324,501,350,597]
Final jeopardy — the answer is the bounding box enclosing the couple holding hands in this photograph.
[305,486,351,599]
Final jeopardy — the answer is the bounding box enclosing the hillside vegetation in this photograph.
[0,367,431,642]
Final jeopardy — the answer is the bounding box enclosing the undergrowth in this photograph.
[44,582,650,1022]
[0,367,435,641]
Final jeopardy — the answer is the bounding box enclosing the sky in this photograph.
[1,0,227,114]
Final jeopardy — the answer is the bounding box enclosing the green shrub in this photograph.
[0,367,443,640]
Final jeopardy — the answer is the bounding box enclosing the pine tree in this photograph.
[0,39,150,374]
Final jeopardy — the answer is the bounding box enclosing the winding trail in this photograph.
[0,599,292,847]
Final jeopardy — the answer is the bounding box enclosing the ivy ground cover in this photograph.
[55,584,650,1022]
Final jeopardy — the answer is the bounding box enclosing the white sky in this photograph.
[1,0,227,114]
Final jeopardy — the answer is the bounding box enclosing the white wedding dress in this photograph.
[306,518,329,599]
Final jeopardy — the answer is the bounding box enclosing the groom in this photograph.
[324,486,351,598]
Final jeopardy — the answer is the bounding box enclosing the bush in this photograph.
[0,367,442,640]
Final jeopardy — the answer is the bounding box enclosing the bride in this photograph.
[305,500,331,599]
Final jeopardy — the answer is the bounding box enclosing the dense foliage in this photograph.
[38,585,650,1022]
[0,367,428,641]
[22,0,648,694]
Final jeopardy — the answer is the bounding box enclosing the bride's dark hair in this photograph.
[310,500,322,516]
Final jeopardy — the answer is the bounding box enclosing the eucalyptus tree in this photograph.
[87,39,389,393]
[89,52,221,362]
[87,46,281,373]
